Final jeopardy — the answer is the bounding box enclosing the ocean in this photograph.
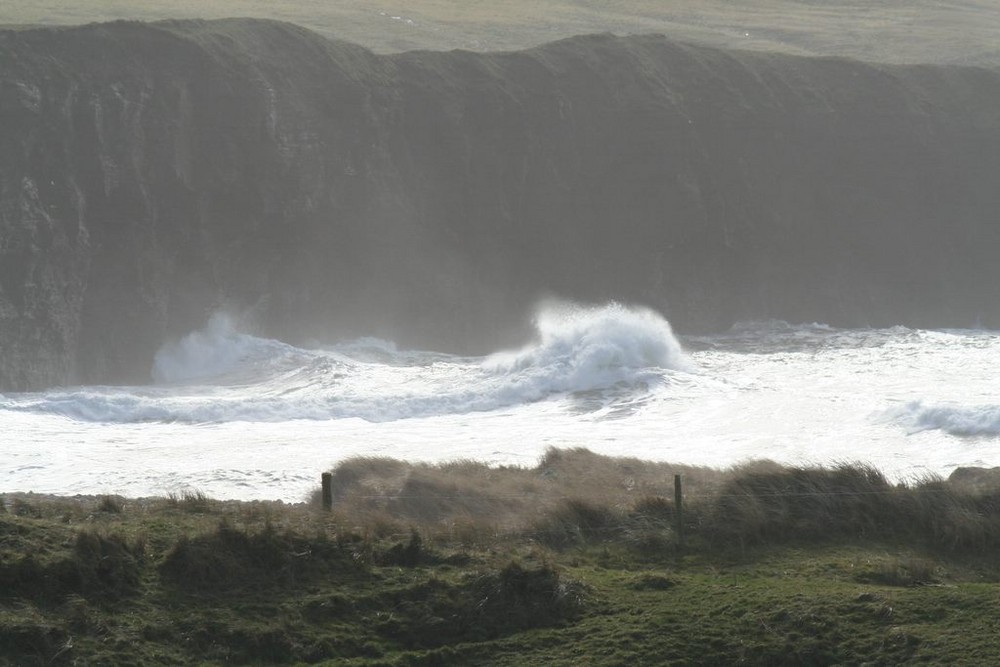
[2,302,998,502]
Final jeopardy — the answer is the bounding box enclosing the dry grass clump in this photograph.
[702,465,1000,555]
[317,447,721,543]
[536,447,723,500]
[530,498,621,549]
[705,463,897,548]
[316,449,1000,557]
[857,556,941,587]
[164,490,213,514]
[326,457,410,501]
[96,495,126,514]
[892,478,1000,552]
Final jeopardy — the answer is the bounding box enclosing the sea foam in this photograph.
[889,400,1000,436]
[1,302,691,424]
[5,323,1000,501]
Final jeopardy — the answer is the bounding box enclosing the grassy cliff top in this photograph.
[2,0,999,65]
[5,450,1000,664]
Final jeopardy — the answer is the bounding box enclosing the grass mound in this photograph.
[160,521,360,591]
[469,561,585,637]
[364,560,584,651]
[1,527,143,603]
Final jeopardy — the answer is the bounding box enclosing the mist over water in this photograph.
[3,302,1000,501]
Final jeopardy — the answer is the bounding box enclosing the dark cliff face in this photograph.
[1,19,999,390]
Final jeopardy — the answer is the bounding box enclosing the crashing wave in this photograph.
[485,300,692,394]
[3,302,691,424]
[889,400,1000,436]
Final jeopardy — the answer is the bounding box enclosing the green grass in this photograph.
[5,451,1000,665]
[1,1,998,65]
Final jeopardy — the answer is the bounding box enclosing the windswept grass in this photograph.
[6,449,1000,664]
[317,448,1000,558]
[165,489,213,514]
[95,495,125,514]
[314,447,718,545]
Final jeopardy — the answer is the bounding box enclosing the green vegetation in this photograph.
[4,448,1000,665]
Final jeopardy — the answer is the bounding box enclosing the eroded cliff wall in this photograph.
[1,19,999,389]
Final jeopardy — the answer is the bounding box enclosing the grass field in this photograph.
[1,0,998,64]
[5,449,1000,665]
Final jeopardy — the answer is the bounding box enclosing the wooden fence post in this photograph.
[674,474,684,547]
[321,472,333,511]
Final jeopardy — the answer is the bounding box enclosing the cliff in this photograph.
[2,19,999,389]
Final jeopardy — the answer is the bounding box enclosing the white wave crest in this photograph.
[152,313,303,384]
[485,301,692,394]
[888,400,1000,436]
[4,302,692,424]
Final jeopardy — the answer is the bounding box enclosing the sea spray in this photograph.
[889,400,1000,436]
[1,303,691,424]
[151,313,304,384]
[4,323,1000,501]
[485,301,693,396]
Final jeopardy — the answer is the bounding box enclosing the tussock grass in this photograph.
[531,498,621,549]
[318,447,718,545]
[70,529,145,601]
[160,520,361,591]
[467,560,585,636]
[164,489,213,514]
[96,495,125,514]
[859,556,941,587]
[705,462,898,547]
[1,528,144,603]
[10,498,42,518]
[319,448,1000,558]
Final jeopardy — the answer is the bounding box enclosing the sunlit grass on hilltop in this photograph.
[2,1,998,64]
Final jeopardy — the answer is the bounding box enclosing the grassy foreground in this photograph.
[4,448,1000,665]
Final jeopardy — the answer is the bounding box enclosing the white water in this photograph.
[3,303,999,502]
